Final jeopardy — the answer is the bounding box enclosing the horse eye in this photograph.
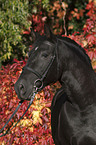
[42,53,48,58]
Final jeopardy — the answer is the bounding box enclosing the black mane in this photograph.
[57,36,91,67]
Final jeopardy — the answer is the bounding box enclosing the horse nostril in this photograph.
[19,84,26,95]
[19,84,24,90]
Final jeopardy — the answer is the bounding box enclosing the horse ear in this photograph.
[30,28,40,41]
[44,24,53,38]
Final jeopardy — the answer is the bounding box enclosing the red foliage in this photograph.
[70,8,85,20]
[23,13,45,36]
[32,13,45,34]
[69,2,96,69]
[0,59,57,144]
[83,2,96,48]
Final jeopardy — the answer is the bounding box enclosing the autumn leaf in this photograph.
[92,59,96,70]
[86,34,95,43]
[20,119,32,127]
[32,110,42,124]
[86,2,93,10]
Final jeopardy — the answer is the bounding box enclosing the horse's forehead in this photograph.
[29,40,54,57]
[43,41,54,46]
[34,36,55,47]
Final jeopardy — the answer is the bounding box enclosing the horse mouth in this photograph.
[15,87,34,101]
[27,91,35,100]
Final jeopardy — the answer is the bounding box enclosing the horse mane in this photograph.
[57,36,92,67]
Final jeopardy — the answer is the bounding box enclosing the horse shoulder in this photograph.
[58,101,81,144]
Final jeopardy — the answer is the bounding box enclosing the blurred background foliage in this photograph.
[0,0,30,66]
[0,0,96,144]
[0,0,95,66]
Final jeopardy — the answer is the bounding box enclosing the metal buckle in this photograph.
[34,79,43,91]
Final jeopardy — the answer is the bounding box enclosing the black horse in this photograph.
[15,25,96,145]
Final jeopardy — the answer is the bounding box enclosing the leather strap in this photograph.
[0,93,36,137]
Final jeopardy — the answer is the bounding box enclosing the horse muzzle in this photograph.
[14,79,30,100]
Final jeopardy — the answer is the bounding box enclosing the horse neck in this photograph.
[58,39,96,110]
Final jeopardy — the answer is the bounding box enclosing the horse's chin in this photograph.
[17,91,33,101]
[27,93,33,101]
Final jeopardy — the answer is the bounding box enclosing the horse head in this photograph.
[14,25,60,100]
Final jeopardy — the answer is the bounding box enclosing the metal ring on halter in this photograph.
[34,79,43,91]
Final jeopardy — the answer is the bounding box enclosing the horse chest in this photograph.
[58,102,96,144]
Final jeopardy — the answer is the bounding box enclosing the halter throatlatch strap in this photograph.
[0,92,36,137]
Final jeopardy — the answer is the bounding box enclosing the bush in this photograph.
[0,0,30,65]
[1,0,94,66]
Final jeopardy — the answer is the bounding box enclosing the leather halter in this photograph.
[0,38,59,137]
